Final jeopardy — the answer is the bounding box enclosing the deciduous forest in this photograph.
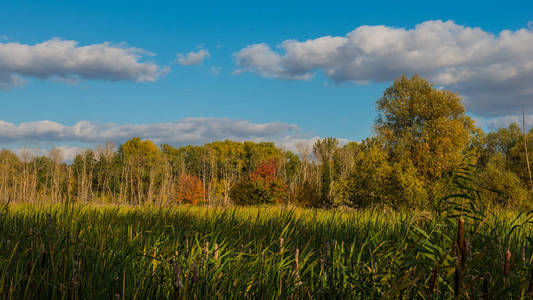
[1,76,532,209]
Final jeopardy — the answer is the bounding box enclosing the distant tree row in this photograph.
[1,75,531,208]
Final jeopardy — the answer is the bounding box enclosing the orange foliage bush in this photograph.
[176,174,206,204]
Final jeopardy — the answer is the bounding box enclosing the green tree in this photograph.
[477,153,529,207]
[375,75,477,204]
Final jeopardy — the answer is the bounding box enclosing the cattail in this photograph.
[214,243,219,261]
[280,238,284,253]
[205,241,209,261]
[295,248,301,286]
[503,250,511,276]
[457,217,464,255]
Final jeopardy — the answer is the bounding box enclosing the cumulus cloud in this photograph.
[0,118,299,145]
[177,49,210,66]
[234,20,533,116]
[0,38,165,89]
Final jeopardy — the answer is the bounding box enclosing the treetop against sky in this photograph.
[1,0,533,161]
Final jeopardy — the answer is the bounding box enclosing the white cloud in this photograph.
[0,118,299,145]
[177,49,210,66]
[0,38,166,89]
[234,43,311,80]
[234,20,533,116]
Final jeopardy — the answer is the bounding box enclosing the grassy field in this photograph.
[0,203,531,299]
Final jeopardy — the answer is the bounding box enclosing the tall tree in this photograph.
[375,75,477,201]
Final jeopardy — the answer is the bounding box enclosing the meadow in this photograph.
[1,201,532,299]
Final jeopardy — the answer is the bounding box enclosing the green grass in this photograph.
[0,204,531,299]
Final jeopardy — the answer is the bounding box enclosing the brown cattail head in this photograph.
[457,217,464,253]
[205,241,209,261]
[214,243,219,261]
[503,250,511,276]
[280,238,284,253]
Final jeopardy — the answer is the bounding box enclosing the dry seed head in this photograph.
[205,241,209,261]
[503,250,511,276]
[214,243,219,261]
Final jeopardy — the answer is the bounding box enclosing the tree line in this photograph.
[1,75,532,208]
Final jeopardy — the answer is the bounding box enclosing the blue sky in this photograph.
[1,0,533,160]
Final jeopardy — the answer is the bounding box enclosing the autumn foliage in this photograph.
[176,174,206,204]
[231,159,288,205]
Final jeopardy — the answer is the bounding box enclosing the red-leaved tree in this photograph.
[176,174,206,204]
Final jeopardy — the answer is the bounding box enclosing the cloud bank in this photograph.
[481,114,533,131]
[0,38,166,89]
[13,146,84,163]
[234,20,533,116]
[177,49,210,66]
[0,118,299,145]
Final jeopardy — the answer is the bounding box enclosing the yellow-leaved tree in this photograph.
[375,74,478,205]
